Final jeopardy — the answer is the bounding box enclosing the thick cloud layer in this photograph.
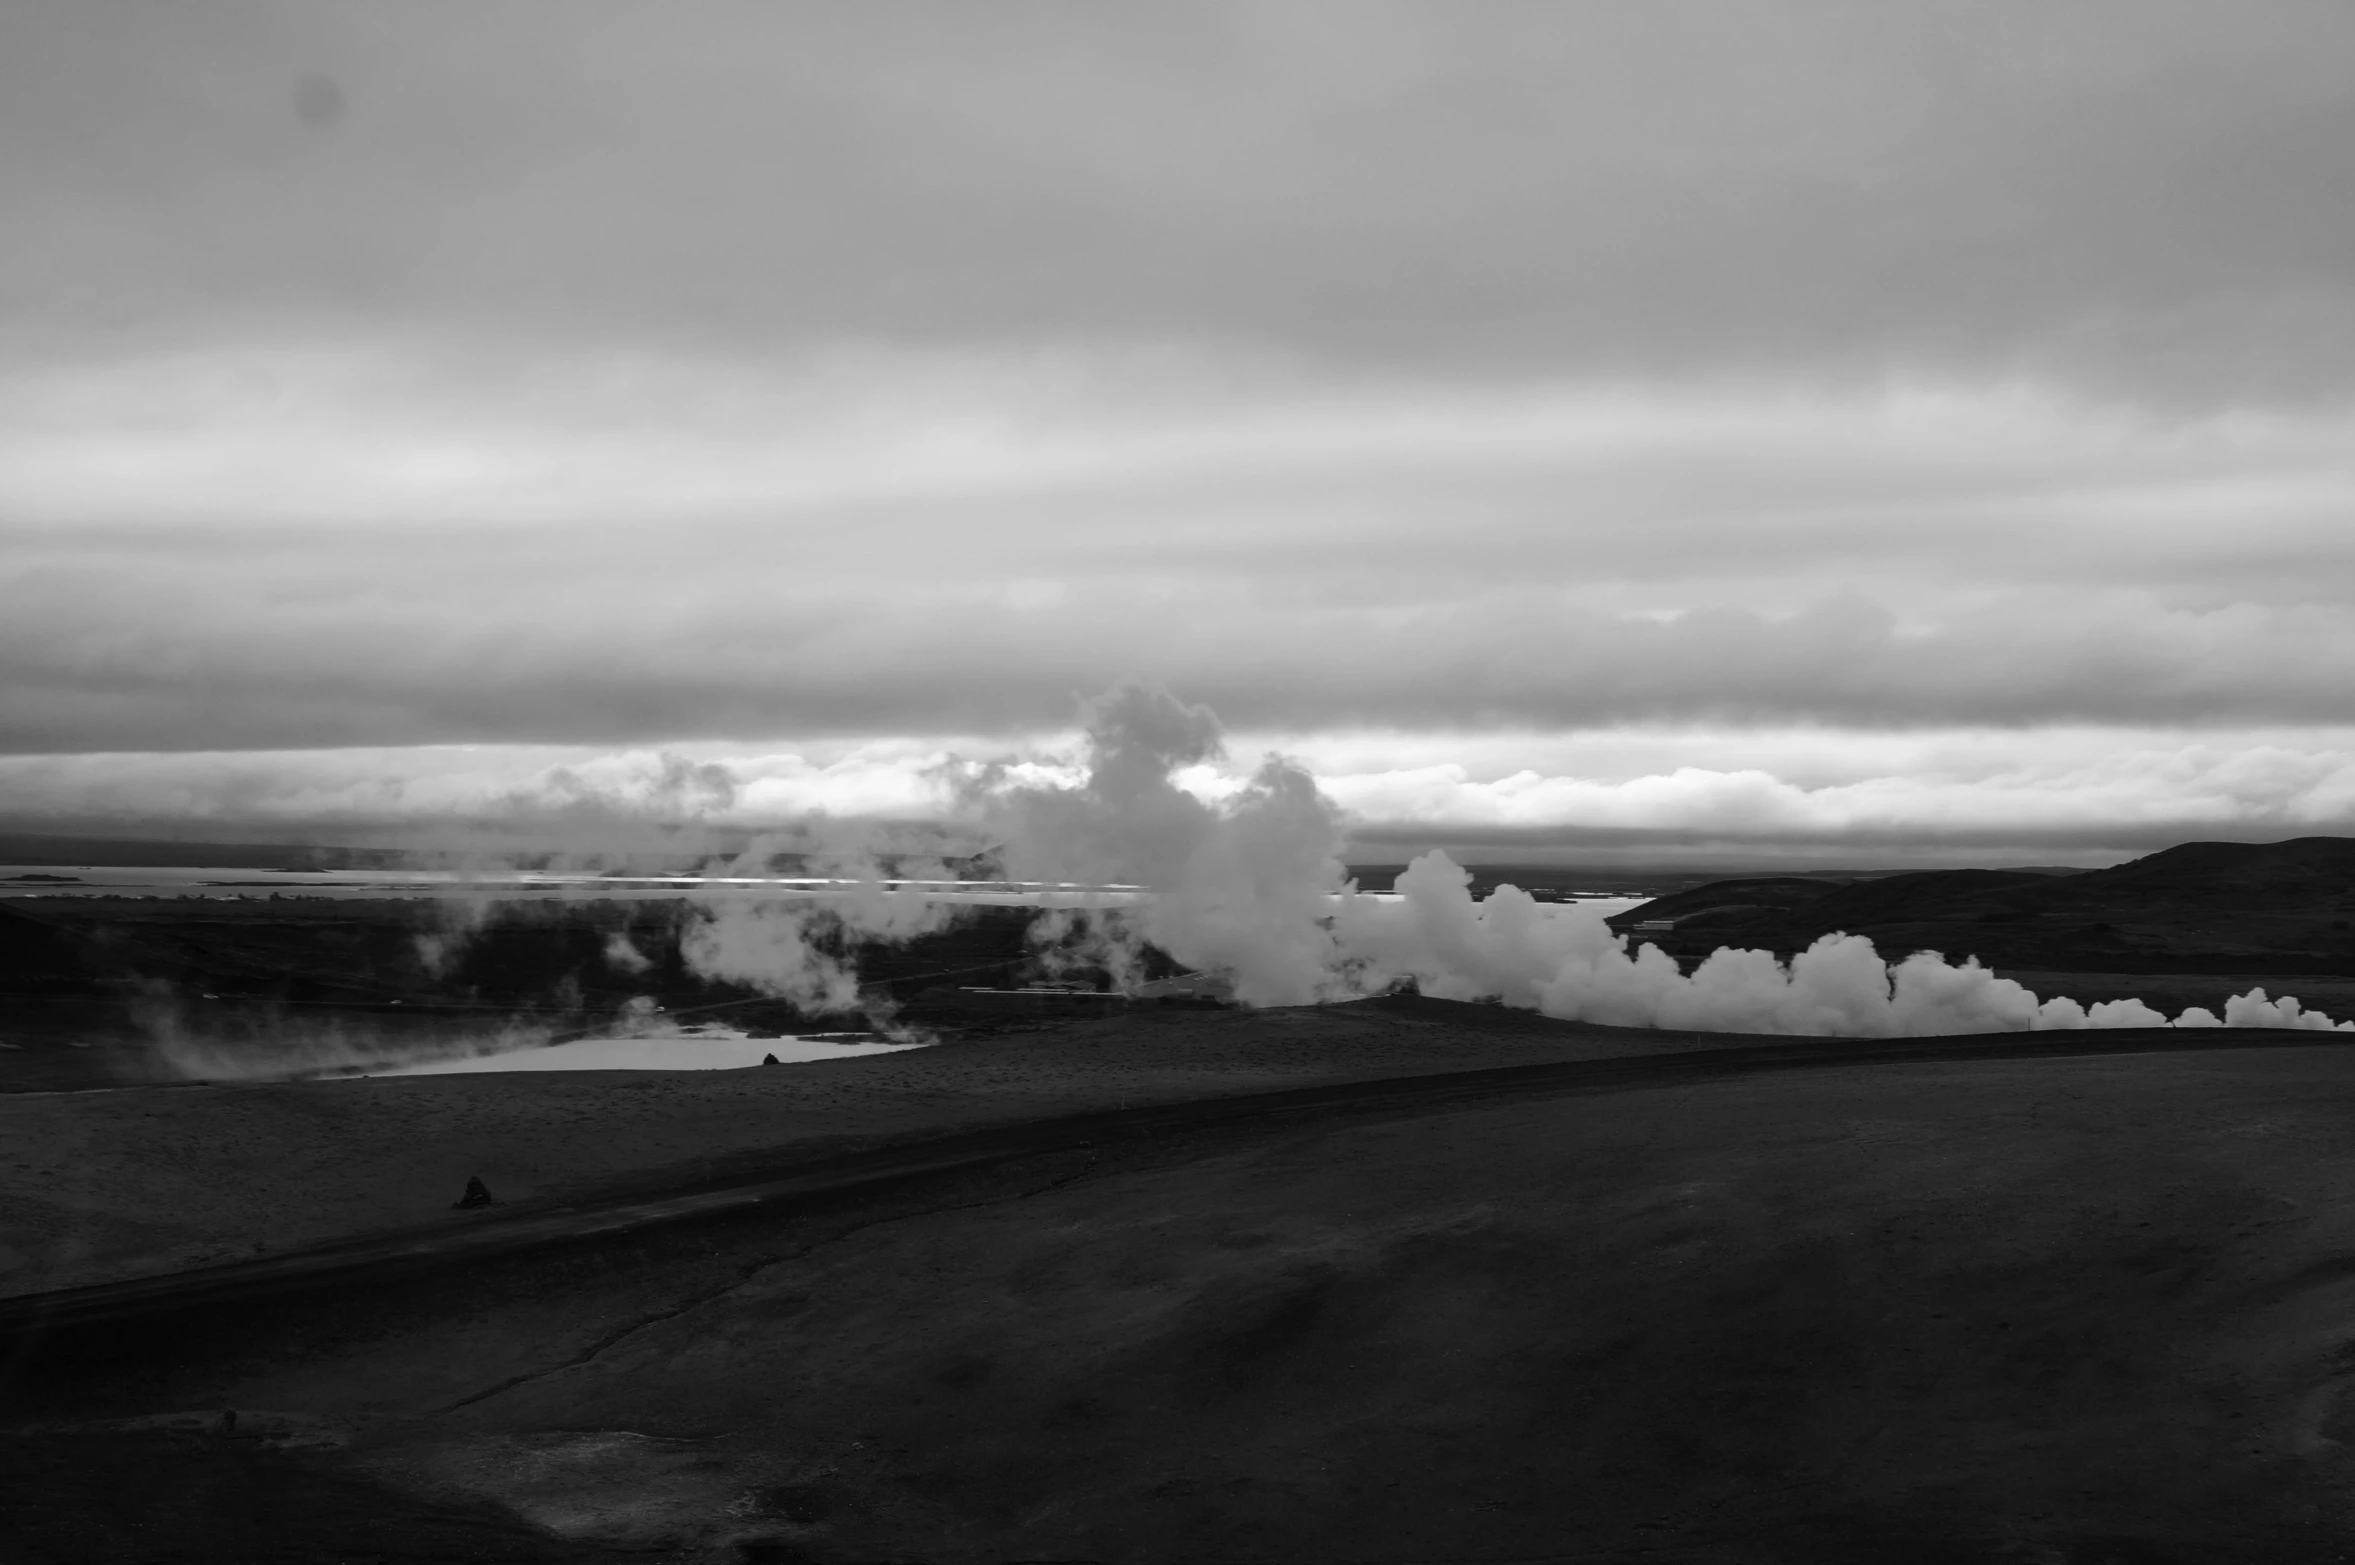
[8,3,2355,398]
[7,366,2355,752]
[7,6,2355,850]
[17,579,2355,751]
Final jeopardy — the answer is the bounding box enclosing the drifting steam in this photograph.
[981,684,1356,1006]
[1344,853,2223,1036]
[360,682,2354,1040]
[671,829,963,1035]
[979,684,2354,1035]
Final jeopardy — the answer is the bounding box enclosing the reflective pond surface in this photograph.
[378,1027,924,1075]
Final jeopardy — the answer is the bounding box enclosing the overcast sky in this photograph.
[6,1,2355,863]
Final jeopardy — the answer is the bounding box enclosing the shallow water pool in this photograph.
[377,1028,925,1075]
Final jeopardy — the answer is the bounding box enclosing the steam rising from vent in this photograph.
[973,684,2355,1035]
[674,829,961,1035]
[1338,853,2191,1035]
[982,684,1355,1006]
[350,682,2355,1040]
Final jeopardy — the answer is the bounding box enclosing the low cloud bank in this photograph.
[18,725,2355,857]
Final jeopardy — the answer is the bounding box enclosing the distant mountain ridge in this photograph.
[1610,838,2355,975]
[2070,836,2355,897]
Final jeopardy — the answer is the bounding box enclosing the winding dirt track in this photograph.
[7,1022,2348,1343]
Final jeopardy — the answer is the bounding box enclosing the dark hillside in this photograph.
[1796,868,2066,926]
[1602,875,1852,930]
[1610,838,2355,977]
[2058,837,2355,901]
[0,903,104,992]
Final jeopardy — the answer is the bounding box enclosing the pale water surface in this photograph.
[379,1028,926,1075]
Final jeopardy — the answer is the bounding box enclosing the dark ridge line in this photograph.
[4,1023,2351,1340]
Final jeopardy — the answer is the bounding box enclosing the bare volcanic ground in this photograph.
[1,999,1741,1301]
[15,1034,2355,1561]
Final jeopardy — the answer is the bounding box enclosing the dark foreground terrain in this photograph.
[15,838,2355,1560]
[14,1018,2355,1562]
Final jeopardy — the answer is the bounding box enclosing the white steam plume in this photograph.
[361,770,970,1039]
[125,978,561,1081]
[1332,852,2288,1035]
[330,681,2355,1040]
[676,825,962,1033]
[977,684,2355,1035]
[980,684,1356,1005]
[603,932,653,974]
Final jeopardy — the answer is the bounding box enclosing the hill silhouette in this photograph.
[2072,836,2355,898]
[1612,837,2355,975]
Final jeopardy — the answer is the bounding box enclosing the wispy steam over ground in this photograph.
[988,688,2355,1034]
[310,685,2353,1042]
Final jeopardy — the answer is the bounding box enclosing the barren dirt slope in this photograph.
[2,998,1730,1299]
[17,1042,2355,1562]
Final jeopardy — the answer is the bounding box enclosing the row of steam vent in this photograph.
[619,684,2348,1040]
